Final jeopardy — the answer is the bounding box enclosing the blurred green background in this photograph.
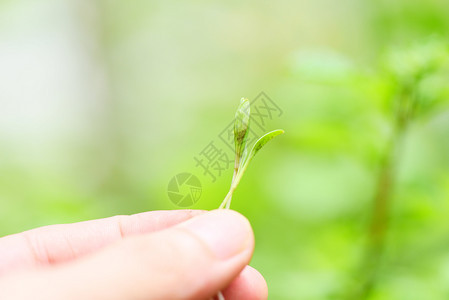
[1,0,449,299]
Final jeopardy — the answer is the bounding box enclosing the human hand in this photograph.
[0,210,267,300]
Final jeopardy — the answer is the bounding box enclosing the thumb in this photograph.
[0,210,255,300]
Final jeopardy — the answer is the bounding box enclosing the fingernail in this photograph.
[180,210,253,260]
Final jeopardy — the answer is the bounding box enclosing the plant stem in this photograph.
[219,177,237,209]
[219,189,233,209]
[219,157,240,209]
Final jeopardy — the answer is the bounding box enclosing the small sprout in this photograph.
[219,99,284,209]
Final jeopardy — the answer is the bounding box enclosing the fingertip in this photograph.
[248,266,269,300]
[223,266,268,300]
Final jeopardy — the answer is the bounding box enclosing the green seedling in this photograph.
[219,98,284,209]
[215,98,283,300]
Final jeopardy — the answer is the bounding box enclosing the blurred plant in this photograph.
[219,98,284,209]
[349,37,449,299]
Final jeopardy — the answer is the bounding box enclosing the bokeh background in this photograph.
[1,0,449,299]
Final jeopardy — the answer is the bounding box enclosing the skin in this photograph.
[0,209,268,300]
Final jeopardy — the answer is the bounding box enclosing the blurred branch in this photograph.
[351,85,415,299]
[345,38,449,299]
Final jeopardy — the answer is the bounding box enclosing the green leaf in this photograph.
[241,129,284,165]
[239,129,284,177]
[234,98,251,160]
[249,129,285,159]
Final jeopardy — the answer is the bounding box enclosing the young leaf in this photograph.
[234,98,250,161]
[240,129,285,170]
[236,129,284,185]
[249,129,284,160]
